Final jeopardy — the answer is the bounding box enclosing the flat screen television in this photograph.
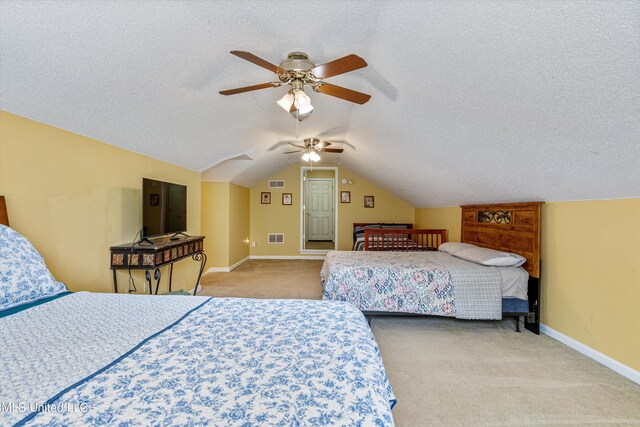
[142,178,187,239]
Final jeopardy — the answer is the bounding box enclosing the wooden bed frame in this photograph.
[358,202,543,334]
[364,229,447,251]
[353,222,448,251]
[353,222,413,240]
[460,202,543,334]
[0,196,8,227]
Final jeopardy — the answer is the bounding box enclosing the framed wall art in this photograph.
[364,195,374,208]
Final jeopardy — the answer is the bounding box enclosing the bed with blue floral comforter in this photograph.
[0,292,396,426]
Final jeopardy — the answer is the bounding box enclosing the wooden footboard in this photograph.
[0,196,8,227]
[364,229,447,251]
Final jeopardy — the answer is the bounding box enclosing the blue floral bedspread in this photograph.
[321,250,502,319]
[1,292,395,426]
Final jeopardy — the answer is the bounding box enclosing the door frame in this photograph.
[300,166,339,254]
[305,178,335,242]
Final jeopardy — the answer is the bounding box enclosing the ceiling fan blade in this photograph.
[283,150,302,154]
[310,54,368,79]
[287,142,306,149]
[321,148,344,153]
[316,83,371,105]
[219,82,276,95]
[230,51,286,74]
[315,141,331,149]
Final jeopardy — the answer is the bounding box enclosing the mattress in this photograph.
[344,247,528,299]
[498,265,529,300]
[321,250,529,319]
[0,292,396,426]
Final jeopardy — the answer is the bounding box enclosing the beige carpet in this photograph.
[199,259,324,299]
[305,241,336,250]
[200,260,640,426]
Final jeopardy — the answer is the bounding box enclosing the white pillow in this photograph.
[438,242,478,255]
[440,242,526,267]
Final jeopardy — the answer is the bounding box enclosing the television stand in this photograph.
[110,236,206,295]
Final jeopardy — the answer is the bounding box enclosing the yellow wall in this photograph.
[201,182,230,268]
[416,200,640,372]
[201,181,250,268]
[541,199,640,372]
[0,111,201,293]
[415,206,462,242]
[228,183,250,265]
[337,167,414,250]
[250,164,414,255]
[250,164,302,256]
[307,169,335,179]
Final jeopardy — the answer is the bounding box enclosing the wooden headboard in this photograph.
[0,196,8,227]
[460,202,542,278]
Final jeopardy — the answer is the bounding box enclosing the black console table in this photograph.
[110,236,206,295]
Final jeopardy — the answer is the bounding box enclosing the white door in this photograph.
[307,179,334,241]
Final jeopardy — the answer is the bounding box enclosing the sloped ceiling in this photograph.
[1,1,638,207]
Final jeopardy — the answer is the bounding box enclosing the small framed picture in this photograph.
[261,192,271,204]
[341,191,351,203]
[150,193,160,206]
[364,195,375,208]
[282,193,292,205]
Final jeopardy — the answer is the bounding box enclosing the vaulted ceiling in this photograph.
[1,1,638,207]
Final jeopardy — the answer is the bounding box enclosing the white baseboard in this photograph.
[205,256,250,274]
[205,255,323,274]
[250,255,326,260]
[540,323,640,385]
[206,267,230,273]
[229,256,250,271]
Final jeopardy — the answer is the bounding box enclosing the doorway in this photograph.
[307,178,334,243]
[300,167,338,253]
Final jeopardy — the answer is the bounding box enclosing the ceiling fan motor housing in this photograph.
[279,52,315,72]
[304,138,320,148]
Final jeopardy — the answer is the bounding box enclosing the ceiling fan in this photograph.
[284,138,344,162]
[219,51,371,120]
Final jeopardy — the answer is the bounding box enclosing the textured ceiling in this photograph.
[1,1,638,207]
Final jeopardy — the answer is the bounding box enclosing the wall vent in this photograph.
[268,233,284,244]
[269,180,285,188]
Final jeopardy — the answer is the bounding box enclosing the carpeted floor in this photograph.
[305,241,336,250]
[200,260,640,426]
[199,259,324,299]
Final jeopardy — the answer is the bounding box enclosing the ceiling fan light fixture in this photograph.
[309,151,321,162]
[293,89,311,109]
[302,152,311,162]
[277,92,295,111]
[291,104,313,121]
